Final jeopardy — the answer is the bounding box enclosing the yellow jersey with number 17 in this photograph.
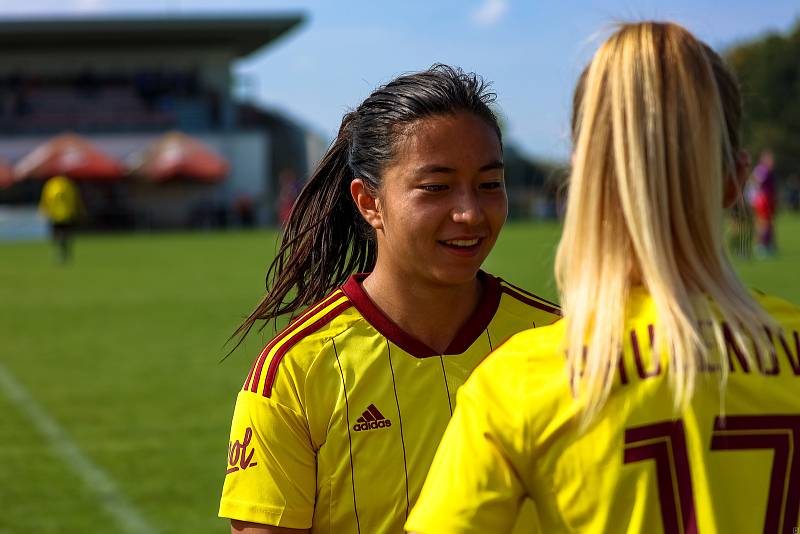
[219,271,560,533]
[407,290,800,534]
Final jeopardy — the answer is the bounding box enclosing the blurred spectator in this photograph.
[749,150,777,257]
[39,175,82,264]
[234,192,256,227]
[277,168,300,227]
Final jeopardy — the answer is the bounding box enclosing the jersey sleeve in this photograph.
[218,388,316,529]
[406,380,526,534]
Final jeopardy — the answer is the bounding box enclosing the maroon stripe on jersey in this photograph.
[242,357,258,391]
[446,273,502,354]
[438,355,453,415]
[342,271,501,357]
[500,284,561,317]
[386,339,411,518]
[262,300,353,397]
[247,290,344,393]
[500,279,561,310]
[367,404,384,420]
[332,338,362,533]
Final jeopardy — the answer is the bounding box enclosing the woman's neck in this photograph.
[361,268,483,354]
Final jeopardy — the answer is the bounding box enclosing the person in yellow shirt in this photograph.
[219,65,560,534]
[39,175,82,263]
[407,22,800,534]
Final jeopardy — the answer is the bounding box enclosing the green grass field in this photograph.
[1,216,798,533]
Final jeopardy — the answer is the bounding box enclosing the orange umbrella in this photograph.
[128,131,228,183]
[0,158,15,189]
[14,133,124,182]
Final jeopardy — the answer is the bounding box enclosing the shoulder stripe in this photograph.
[500,279,561,309]
[242,357,259,391]
[500,282,561,316]
[244,290,345,392]
[263,299,352,397]
[247,290,346,393]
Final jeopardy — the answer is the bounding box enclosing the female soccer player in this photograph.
[219,65,560,533]
[407,23,800,534]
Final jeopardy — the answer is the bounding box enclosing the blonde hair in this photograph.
[557,21,774,422]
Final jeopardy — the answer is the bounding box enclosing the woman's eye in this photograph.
[419,184,447,192]
[480,181,503,190]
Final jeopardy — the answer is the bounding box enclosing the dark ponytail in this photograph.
[232,64,500,344]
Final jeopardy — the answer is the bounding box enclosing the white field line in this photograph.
[0,361,157,534]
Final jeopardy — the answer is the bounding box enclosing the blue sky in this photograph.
[1,0,798,161]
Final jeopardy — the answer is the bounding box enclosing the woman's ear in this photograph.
[724,150,751,208]
[350,179,384,231]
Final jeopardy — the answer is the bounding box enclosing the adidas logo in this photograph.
[353,404,392,432]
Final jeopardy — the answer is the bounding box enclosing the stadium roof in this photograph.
[0,13,305,57]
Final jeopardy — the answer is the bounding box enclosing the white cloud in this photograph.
[471,0,508,27]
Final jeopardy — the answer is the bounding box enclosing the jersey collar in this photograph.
[341,271,501,358]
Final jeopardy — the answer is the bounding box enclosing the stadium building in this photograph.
[0,13,326,231]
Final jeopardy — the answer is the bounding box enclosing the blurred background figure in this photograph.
[233,191,255,227]
[38,174,82,263]
[276,167,299,228]
[749,149,778,256]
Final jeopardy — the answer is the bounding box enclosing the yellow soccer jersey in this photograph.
[407,290,800,534]
[219,271,560,533]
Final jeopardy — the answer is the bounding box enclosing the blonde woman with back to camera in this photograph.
[406,21,800,534]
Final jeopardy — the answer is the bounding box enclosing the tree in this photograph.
[726,18,800,177]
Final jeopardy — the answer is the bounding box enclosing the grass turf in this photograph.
[0,215,798,532]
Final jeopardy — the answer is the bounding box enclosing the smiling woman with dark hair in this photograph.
[218,64,559,534]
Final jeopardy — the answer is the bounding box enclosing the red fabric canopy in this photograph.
[0,159,15,189]
[128,131,228,183]
[14,133,124,182]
